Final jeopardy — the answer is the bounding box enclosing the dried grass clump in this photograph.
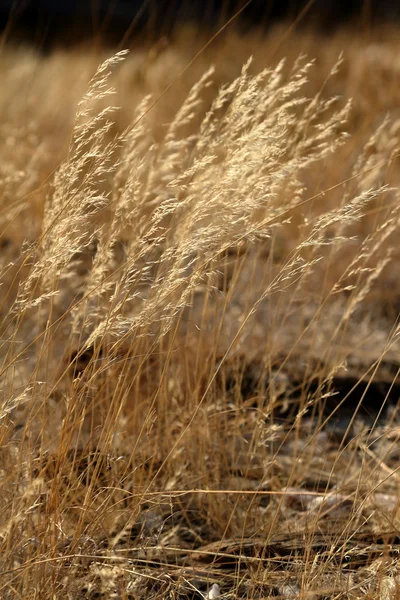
[1,28,400,599]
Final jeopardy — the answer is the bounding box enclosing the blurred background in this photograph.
[1,0,400,47]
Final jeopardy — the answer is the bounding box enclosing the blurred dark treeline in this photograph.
[0,0,399,47]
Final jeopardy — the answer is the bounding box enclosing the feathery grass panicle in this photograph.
[75,55,356,353]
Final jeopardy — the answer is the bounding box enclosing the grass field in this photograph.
[1,20,400,599]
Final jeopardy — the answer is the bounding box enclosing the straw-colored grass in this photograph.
[1,23,400,599]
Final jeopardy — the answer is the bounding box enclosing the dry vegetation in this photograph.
[2,22,400,599]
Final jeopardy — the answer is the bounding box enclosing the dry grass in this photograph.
[1,22,400,599]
